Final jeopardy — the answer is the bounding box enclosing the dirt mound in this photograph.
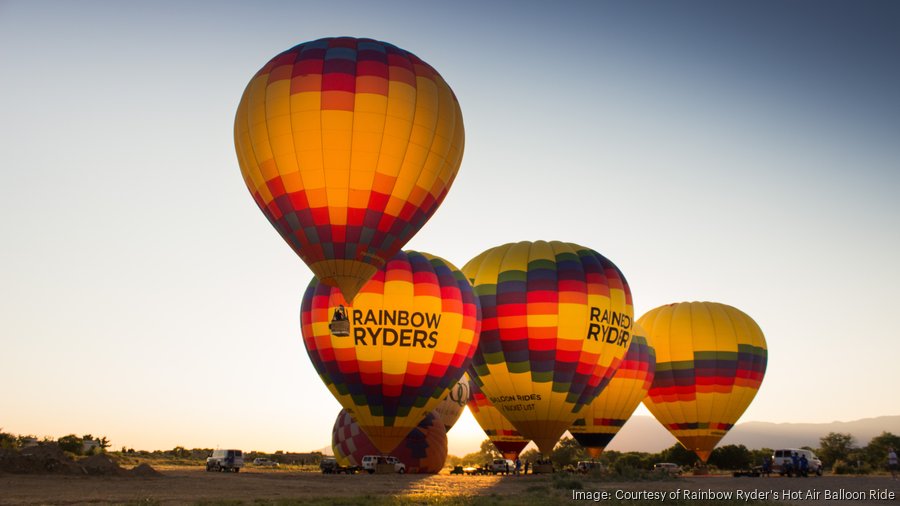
[1,443,81,474]
[130,463,162,477]
[79,454,125,476]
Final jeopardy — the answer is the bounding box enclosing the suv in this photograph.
[252,457,278,467]
[773,449,823,476]
[490,458,514,475]
[653,462,681,475]
[360,455,406,474]
[207,449,243,472]
[576,461,603,473]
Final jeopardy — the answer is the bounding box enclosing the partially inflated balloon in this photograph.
[302,250,480,453]
[570,324,655,458]
[463,241,633,454]
[236,37,465,302]
[466,376,530,460]
[332,409,447,474]
[640,302,767,462]
[432,379,470,431]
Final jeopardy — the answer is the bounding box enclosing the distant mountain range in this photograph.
[605,415,900,453]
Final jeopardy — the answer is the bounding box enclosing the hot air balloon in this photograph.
[302,250,480,453]
[463,241,633,454]
[639,301,767,462]
[466,376,530,460]
[235,37,465,302]
[332,409,447,474]
[569,323,655,458]
[432,379,470,431]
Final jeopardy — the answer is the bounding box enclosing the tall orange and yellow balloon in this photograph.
[463,241,633,454]
[236,37,465,302]
[570,324,655,458]
[301,250,480,453]
[640,302,767,462]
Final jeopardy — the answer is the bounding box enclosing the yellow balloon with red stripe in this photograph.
[236,37,464,302]
[569,323,655,458]
[640,302,767,462]
[463,241,633,454]
[301,250,480,453]
[466,375,530,459]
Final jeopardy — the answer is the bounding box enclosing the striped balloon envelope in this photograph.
[569,323,655,458]
[463,241,633,454]
[465,375,530,460]
[332,409,447,474]
[235,37,465,302]
[302,250,480,453]
[639,302,767,462]
[432,378,470,431]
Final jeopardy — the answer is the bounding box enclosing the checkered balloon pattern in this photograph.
[236,37,465,302]
[570,324,655,458]
[463,241,633,454]
[302,250,480,453]
[332,408,447,474]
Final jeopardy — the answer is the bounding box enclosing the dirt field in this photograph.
[1,466,898,505]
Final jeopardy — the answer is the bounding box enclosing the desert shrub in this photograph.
[832,459,872,475]
[552,472,583,489]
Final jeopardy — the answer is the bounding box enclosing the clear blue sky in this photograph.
[1,0,898,455]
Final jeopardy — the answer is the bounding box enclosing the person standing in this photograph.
[889,448,898,480]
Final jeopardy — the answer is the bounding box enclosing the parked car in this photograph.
[490,458,515,475]
[576,460,603,473]
[360,455,406,474]
[253,457,279,467]
[320,457,358,474]
[653,462,681,475]
[772,449,823,476]
[206,449,243,472]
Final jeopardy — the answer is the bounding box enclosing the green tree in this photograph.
[57,434,83,455]
[658,443,699,467]
[818,432,855,467]
[551,437,588,467]
[0,430,16,450]
[459,439,501,466]
[863,432,900,469]
[708,444,752,470]
[520,448,540,464]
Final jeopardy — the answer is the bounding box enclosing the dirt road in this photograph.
[1,467,898,505]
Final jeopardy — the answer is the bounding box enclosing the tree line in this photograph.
[446,431,900,474]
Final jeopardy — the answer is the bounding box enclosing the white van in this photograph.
[772,449,823,476]
[490,458,514,474]
[206,449,244,472]
[360,455,406,474]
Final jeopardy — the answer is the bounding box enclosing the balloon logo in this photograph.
[639,301,767,462]
[570,323,655,458]
[332,409,447,474]
[236,37,465,302]
[466,376,530,460]
[301,250,480,453]
[463,241,633,454]
[432,379,471,431]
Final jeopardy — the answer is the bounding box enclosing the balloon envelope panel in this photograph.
[235,37,465,302]
[332,409,447,473]
[570,324,655,458]
[432,379,470,431]
[639,302,767,462]
[463,241,633,454]
[302,250,480,453]
[466,376,529,459]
